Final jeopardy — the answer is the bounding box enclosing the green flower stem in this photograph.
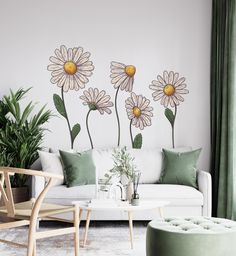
[61,88,73,149]
[115,86,121,146]
[86,109,93,149]
[130,120,134,148]
[172,104,177,148]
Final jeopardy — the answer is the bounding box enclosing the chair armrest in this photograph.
[197,170,212,217]
[0,167,63,199]
[0,167,63,180]
[31,175,45,198]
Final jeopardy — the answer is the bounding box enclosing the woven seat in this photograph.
[0,201,75,219]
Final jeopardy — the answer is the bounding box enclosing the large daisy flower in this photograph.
[110,61,136,92]
[149,71,189,107]
[80,87,113,114]
[125,92,153,130]
[47,45,94,92]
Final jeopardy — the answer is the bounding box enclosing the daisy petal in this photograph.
[60,45,68,61]
[58,75,67,88]
[68,48,73,61]
[78,70,93,77]
[173,72,180,84]
[168,71,174,84]
[51,69,64,77]
[49,56,64,65]
[73,47,83,62]
[175,77,186,87]
[47,64,62,71]
[63,77,70,92]
[163,71,169,84]
[175,83,187,90]
[111,61,126,69]
[55,49,64,62]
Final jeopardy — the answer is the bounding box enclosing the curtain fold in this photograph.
[211,0,236,219]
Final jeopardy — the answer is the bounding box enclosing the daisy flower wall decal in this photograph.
[125,92,153,148]
[80,87,113,149]
[149,70,189,148]
[47,45,94,149]
[110,61,136,146]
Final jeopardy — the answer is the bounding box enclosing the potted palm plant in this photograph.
[0,88,52,203]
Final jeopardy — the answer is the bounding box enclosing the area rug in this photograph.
[0,221,147,256]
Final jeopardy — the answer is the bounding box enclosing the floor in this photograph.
[0,221,147,256]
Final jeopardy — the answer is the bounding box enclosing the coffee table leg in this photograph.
[159,207,164,218]
[83,209,91,247]
[128,210,134,249]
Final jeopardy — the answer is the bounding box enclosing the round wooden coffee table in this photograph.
[73,200,169,249]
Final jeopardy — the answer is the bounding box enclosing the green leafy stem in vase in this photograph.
[104,147,137,185]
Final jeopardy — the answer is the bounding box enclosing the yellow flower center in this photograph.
[125,65,136,77]
[64,61,77,75]
[163,84,175,96]
[133,107,141,118]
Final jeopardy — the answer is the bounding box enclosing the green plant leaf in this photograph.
[133,133,142,149]
[53,94,67,118]
[0,87,52,187]
[165,108,175,126]
[71,123,81,144]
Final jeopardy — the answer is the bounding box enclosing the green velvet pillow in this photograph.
[160,148,201,188]
[59,150,96,187]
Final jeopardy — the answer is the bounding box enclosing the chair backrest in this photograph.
[0,167,63,218]
[0,170,15,217]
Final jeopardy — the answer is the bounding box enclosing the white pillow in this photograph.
[38,151,64,186]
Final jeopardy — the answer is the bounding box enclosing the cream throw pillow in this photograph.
[38,151,64,186]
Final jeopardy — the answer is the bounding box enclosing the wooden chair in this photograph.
[0,167,80,256]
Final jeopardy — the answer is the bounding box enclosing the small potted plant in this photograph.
[104,147,137,201]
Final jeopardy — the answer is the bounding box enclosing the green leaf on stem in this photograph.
[165,108,175,126]
[71,123,81,144]
[133,133,142,149]
[53,94,67,118]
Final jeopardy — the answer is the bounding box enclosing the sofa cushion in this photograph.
[38,150,64,186]
[128,148,163,184]
[137,184,203,206]
[45,184,97,199]
[92,148,163,184]
[93,147,192,184]
[60,150,96,187]
[45,184,203,207]
[160,148,201,188]
[92,148,115,183]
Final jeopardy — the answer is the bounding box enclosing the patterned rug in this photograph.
[0,221,147,256]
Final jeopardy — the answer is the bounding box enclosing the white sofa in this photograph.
[32,147,212,220]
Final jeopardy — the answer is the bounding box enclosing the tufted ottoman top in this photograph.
[149,217,236,234]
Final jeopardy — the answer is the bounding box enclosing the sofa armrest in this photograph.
[197,170,212,217]
[31,175,45,198]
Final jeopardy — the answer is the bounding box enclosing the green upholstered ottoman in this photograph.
[146,217,236,256]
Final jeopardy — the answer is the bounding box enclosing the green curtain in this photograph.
[211,0,236,219]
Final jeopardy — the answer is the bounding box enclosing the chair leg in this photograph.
[27,218,38,256]
[74,205,80,256]
[33,243,36,256]
[27,239,35,256]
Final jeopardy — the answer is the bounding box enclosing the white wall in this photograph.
[0,0,212,170]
